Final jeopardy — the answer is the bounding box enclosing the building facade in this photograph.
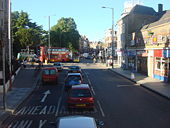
[79,35,90,54]
[139,9,170,82]
[128,4,170,82]
[116,1,142,67]
[0,0,10,90]
[117,4,157,71]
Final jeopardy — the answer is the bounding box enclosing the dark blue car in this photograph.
[64,74,82,91]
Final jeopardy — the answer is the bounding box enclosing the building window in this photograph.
[156,57,161,70]
[122,24,125,34]
[162,58,168,76]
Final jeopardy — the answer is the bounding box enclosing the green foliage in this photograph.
[50,17,80,50]
[11,11,80,56]
[12,11,46,56]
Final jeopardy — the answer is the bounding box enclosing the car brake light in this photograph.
[89,97,94,102]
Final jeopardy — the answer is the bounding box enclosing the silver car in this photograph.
[54,115,104,128]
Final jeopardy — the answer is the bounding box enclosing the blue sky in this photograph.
[12,0,169,42]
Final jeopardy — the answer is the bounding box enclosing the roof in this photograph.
[54,62,62,64]
[67,73,81,76]
[43,67,56,70]
[142,10,170,29]
[58,116,96,128]
[130,4,156,16]
[72,84,90,89]
[69,66,81,69]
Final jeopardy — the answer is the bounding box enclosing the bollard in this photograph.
[45,59,47,64]
[131,72,135,80]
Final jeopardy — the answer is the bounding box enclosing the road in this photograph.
[2,59,170,128]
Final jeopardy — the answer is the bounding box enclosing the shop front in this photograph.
[137,50,148,75]
[154,49,169,82]
[127,50,136,70]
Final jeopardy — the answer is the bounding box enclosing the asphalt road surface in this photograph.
[2,59,170,128]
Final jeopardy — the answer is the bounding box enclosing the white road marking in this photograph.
[40,90,51,102]
[84,70,96,95]
[15,105,57,115]
[97,100,105,117]
[91,87,96,95]
[117,85,133,87]
[88,79,92,85]
[39,106,47,115]
[10,120,33,128]
[55,96,62,116]
[31,106,41,115]
[39,120,47,128]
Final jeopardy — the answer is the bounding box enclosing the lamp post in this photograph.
[0,6,6,110]
[8,0,12,90]
[46,15,56,62]
[102,6,114,68]
[48,16,51,62]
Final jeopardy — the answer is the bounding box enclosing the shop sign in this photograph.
[162,50,170,58]
[151,36,157,44]
[154,50,162,57]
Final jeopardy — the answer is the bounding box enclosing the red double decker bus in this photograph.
[39,46,72,62]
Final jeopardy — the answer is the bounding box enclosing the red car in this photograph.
[41,67,59,84]
[67,84,94,109]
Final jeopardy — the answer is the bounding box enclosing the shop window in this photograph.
[162,58,168,76]
[156,58,161,70]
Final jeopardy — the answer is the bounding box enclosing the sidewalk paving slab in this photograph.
[0,65,40,126]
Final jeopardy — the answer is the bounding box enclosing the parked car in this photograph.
[64,73,83,91]
[53,115,104,128]
[41,67,59,84]
[67,84,94,109]
[68,66,82,73]
[53,62,63,71]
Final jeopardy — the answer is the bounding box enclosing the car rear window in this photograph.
[66,76,81,81]
[54,63,61,66]
[43,69,56,75]
[70,66,80,69]
[71,89,92,98]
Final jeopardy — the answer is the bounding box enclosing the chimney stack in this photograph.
[158,4,163,12]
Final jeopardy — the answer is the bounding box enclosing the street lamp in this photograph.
[45,15,56,62]
[48,16,51,62]
[102,6,114,68]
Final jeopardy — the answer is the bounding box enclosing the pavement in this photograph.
[0,61,170,126]
[0,64,41,126]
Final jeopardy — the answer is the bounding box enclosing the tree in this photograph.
[51,17,80,50]
[12,11,46,56]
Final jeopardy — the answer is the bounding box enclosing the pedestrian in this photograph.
[31,57,35,68]
[93,57,96,63]
[23,58,27,68]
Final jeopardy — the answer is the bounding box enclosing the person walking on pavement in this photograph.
[23,58,27,68]
[93,56,96,64]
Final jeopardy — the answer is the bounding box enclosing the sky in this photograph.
[12,0,169,42]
